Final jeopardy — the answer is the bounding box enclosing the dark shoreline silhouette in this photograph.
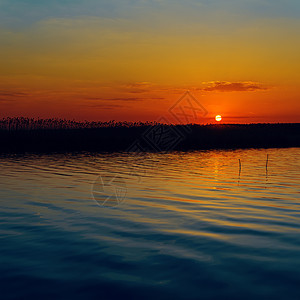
[0,118,299,154]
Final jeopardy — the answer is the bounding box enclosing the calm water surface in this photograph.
[0,148,300,299]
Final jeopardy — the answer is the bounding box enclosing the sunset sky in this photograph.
[0,0,299,123]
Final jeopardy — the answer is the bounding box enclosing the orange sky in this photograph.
[0,1,299,123]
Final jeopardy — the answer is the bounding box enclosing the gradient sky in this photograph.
[0,0,300,123]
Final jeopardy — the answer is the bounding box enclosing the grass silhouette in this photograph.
[0,117,299,153]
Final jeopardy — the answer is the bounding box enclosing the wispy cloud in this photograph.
[0,90,30,102]
[83,95,164,102]
[84,97,142,101]
[84,104,125,110]
[118,82,153,94]
[0,90,29,97]
[202,81,269,92]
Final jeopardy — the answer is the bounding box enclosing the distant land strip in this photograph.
[0,118,299,154]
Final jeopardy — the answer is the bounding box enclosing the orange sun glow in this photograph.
[215,115,222,122]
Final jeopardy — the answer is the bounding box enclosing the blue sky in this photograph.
[1,0,300,29]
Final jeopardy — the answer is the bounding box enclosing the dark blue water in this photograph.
[1,148,300,299]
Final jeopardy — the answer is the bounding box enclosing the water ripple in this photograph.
[0,148,300,299]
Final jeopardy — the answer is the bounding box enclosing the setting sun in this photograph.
[215,115,222,122]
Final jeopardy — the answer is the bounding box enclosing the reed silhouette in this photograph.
[0,117,299,153]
